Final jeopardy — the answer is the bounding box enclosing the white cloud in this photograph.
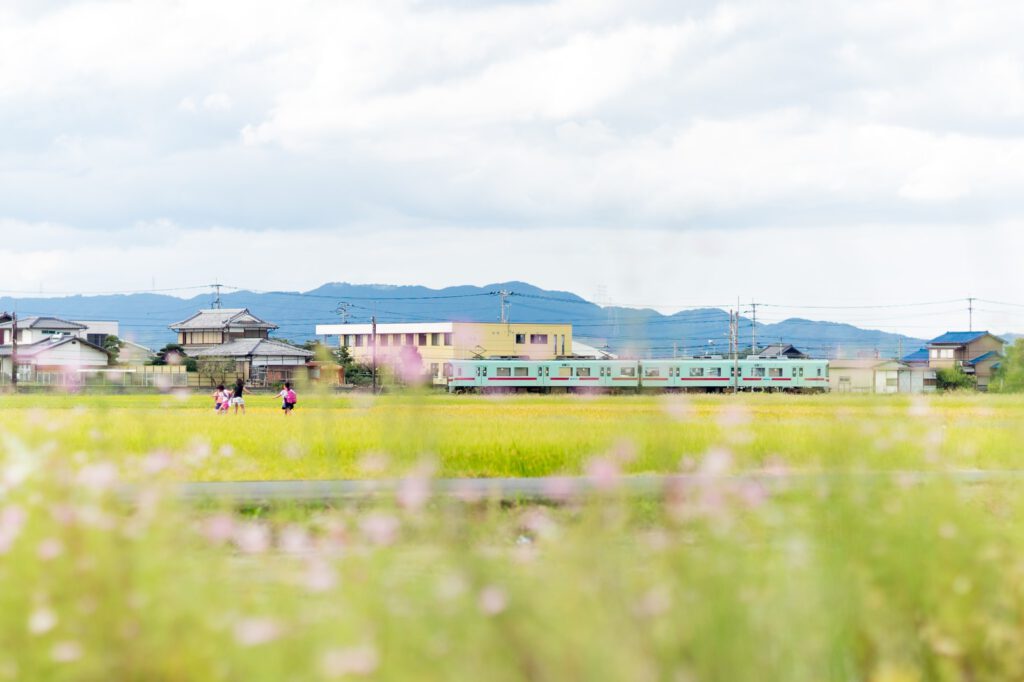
[1,0,1023,315]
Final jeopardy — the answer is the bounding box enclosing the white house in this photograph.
[0,335,111,385]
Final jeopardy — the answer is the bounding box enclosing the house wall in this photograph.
[829,367,876,393]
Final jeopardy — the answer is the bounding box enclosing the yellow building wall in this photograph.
[343,323,573,379]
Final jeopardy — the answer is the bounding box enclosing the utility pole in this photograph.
[371,315,377,394]
[10,312,17,393]
[730,309,739,394]
[749,301,758,354]
[967,296,975,332]
[212,283,223,309]
[498,290,511,324]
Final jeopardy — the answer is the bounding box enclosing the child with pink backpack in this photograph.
[277,381,297,416]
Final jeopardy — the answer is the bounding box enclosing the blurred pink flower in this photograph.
[28,607,57,635]
[233,618,283,647]
[359,513,400,546]
[37,538,64,561]
[585,457,621,492]
[233,522,271,554]
[278,524,311,554]
[142,451,173,474]
[700,448,734,477]
[51,641,82,663]
[478,586,508,616]
[397,474,431,512]
[320,644,379,678]
[0,505,26,554]
[304,558,337,593]
[202,513,235,544]
[77,461,119,492]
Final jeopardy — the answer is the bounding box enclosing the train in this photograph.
[446,357,830,393]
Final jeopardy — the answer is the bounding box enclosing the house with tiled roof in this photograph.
[170,308,314,386]
[169,308,278,354]
[926,331,1005,390]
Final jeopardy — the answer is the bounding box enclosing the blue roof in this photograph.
[929,331,1003,345]
[966,351,1000,365]
[901,348,930,363]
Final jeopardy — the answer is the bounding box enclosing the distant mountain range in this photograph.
[0,281,952,358]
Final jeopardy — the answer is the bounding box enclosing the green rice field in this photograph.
[3,392,1024,680]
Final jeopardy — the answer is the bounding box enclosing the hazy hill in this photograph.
[1,281,926,358]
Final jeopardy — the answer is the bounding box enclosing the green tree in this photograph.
[150,343,197,371]
[196,357,238,387]
[991,339,1024,392]
[935,365,977,391]
[102,334,124,364]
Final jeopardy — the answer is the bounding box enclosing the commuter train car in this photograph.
[448,358,829,393]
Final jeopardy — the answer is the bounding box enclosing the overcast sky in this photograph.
[2,0,1023,335]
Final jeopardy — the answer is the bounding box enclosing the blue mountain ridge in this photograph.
[1,281,927,358]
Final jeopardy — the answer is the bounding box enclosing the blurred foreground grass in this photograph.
[1,392,1022,480]
[3,392,1024,679]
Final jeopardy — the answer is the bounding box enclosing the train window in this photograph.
[482,367,488,377]
[496,367,512,377]
[708,367,722,377]
[576,367,591,377]
[644,368,661,378]
[514,367,529,377]
[818,368,823,377]
[530,334,549,345]
[751,367,766,377]
[689,367,704,377]
[558,366,572,377]
[620,367,636,377]
[515,333,526,344]
[769,368,783,378]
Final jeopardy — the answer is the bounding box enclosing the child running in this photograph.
[213,384,229,414]
[231,378,250,415]
[277,381,297,416]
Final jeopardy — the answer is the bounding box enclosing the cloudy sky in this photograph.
[2,0,1024,334]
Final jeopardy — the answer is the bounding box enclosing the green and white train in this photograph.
[447,358,829,393]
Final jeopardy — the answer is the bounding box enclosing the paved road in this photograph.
[141,470,1024,506]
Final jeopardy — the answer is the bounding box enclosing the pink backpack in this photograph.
[286,388,297,404]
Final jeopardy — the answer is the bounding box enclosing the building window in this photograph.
[430,363,439,377]
[689,367,704,377]
[403,334,412,345]
[354,335,363,347]
[380,335,389,347]
[515,333,526,344]
[496,367,511,377]
[514,367,529,377]
[930,349,939,359]
[444,333,452,346]
[431,333,440,346]
[886,377,898,388]
[418,333,428,346]
[941,348,954,359]
[530,334,548,345]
